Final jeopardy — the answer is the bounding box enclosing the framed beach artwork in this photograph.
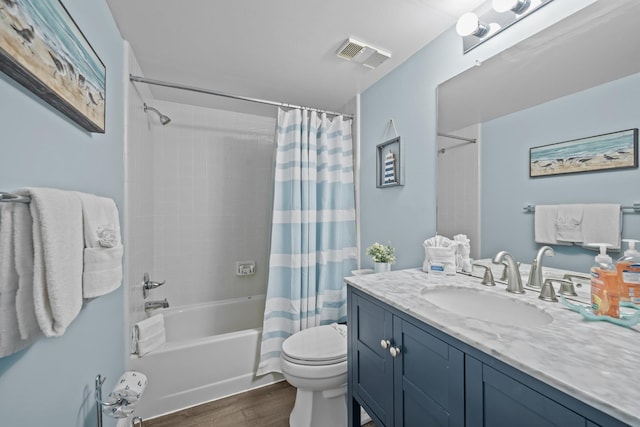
[530,129,638,178]
[0,0,105,133]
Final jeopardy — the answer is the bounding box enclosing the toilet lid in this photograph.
[281,324,347,365]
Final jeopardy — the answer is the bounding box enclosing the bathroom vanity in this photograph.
[346,267,639,427]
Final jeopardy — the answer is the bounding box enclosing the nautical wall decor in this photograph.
[0,0,106,133]
[376,136,402,188]
[530,129,638,177]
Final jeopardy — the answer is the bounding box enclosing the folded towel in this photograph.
[555,205,584,242]
[103,371,148,419]
[0,204,38,356]
[75,192,123,298]
[423,236,457,274]
[0,204,18,295]
[21,188,84,337]
[13,203,40,341]
[534,205,571,246]
[134,314,166,356]
[83,246,123,298]
[0,205,25,357]
[581,204,622,251]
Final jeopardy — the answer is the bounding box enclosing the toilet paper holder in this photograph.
[95,374,125,427]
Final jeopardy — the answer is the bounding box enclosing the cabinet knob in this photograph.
[390,346,401,358]
[380,339,391,349]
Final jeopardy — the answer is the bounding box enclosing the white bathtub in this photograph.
[130,295,283,420]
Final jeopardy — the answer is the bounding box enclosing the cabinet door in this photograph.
[393,318,465,427]
[351,293,394,426]
[466,356,585,427]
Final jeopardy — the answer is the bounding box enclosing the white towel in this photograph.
[0,204,27,357]
[103,371,148,419]
[13,203,40,341]
[75,192,123,298]
[555,205,584,243]
[22,188,84,337]
[134,314,166,356]
[581,204,622,251]
[534,205,571,246]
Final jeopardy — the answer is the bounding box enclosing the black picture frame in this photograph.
[0,0,106,133]
[530,129,638,178]
[376,137,403,188]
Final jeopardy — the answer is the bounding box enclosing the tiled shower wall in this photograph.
[149,101,276,307]
[125,45,155,326]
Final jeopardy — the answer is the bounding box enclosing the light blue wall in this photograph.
[482,73,640,273]
[360,0,599,270]
[0,1,125,426]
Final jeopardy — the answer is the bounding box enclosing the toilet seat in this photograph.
[281,324,347,366]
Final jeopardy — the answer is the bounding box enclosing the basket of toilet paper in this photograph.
[423,234,472,275]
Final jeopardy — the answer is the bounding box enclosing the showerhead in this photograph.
[143,103,171,125]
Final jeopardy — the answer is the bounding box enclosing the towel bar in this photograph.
[523,203,640,213]
[0,191,30,203]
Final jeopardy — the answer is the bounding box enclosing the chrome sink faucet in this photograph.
[527,246,555,289]
[492,251,524,294]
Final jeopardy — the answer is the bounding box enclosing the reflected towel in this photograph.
[581,204,622,251]
[555,205,584,243]
[75,192,123,298]
[534,205,571,246]
[134,314,166,356]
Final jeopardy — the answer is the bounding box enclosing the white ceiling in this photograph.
[106,0,486,116]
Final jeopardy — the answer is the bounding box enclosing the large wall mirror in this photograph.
[436,0,640,270]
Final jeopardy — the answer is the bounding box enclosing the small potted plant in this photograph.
[366,242,396,273]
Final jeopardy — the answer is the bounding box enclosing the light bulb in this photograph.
[493,0,531,14]
[456,13,489,37]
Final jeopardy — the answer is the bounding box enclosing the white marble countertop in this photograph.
[345,262,639,426]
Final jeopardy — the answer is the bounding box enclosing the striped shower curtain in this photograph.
[257,108,357,375]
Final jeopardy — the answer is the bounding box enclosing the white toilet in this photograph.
[280,323,348,427]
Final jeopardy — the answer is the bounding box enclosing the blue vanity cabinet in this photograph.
[347,286,629,427]
[348,288,464,427]
[465,356,585,427]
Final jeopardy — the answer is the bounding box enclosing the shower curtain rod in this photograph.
[129,75,354,119]
[437,132,477,143]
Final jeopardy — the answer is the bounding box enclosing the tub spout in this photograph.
[145,299,169,311]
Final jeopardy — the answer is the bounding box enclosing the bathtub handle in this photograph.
[143,272,166,299]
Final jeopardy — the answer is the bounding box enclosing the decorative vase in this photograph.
[374,262,391,273]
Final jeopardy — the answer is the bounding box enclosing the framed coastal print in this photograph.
[0,0,106,133]
[530,129,638,177]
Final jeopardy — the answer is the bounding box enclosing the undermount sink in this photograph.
[419,286,553,327]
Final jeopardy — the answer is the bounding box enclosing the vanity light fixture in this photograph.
[492,0,531,14]
[455,12,490,37]
[456,0,553,54]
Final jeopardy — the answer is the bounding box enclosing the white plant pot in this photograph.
[374,262,391,273]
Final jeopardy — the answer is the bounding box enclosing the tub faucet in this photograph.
[492,251,524,294]
[527,246,555,289]
[145,298,169,311]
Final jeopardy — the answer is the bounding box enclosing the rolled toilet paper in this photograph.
[103,371,148,419]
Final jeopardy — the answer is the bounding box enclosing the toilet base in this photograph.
[289,387,347,427]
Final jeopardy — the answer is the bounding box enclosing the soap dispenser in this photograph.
[588,243,619,318]
[617,239,640,304]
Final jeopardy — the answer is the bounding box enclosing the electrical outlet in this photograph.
[236,260,256,276]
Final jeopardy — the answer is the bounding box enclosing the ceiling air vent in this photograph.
[336,38,391,69]
[337,38,366,60]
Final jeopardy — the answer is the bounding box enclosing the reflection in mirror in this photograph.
[437,0,640,268]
